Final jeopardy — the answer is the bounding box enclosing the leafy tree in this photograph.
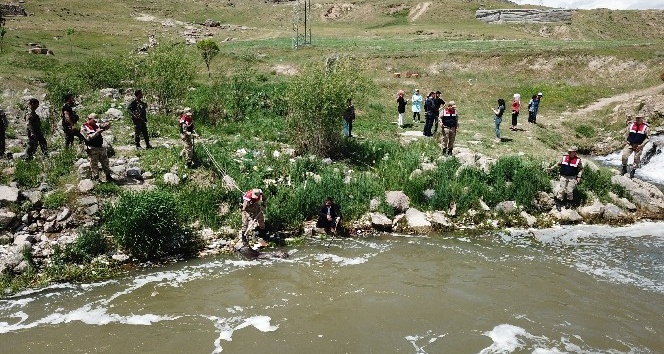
[196,39,219,78]
[286,58,368,157]
[66,28,74,53]
[138,43,195,112]
[0,14,6,53]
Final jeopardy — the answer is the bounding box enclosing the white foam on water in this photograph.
[0,304,179,334]
[314,253,371,266]
[405,331,447,354]
[209,315,279,353]
[479,324,531,353]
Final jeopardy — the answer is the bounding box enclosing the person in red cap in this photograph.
[179,107,197,168]
[239,188,267,247]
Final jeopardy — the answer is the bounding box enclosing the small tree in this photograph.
[286,58,368,157]
[66,28,74,53]
[0,14,7,53]
[196,39,219,78]
[138,43,196,111]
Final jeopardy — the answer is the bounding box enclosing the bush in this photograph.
[138,43,196,111]
[53,229,110,264]
[14,160,42,187]
[286,58,368,157]
[42,190,69,209]
[105,190,203,261]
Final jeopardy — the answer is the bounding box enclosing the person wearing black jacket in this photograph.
[61,94,84,148]
[423,92,435,136]
[431,91,445,136]
[316,197,341,234]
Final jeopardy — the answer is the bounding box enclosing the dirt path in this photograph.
[409,2,431,22]
[565,82,664,117]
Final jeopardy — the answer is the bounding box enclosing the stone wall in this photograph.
[476,9,573,23]
[1,3,28,17]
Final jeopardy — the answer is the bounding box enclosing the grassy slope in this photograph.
[2,0,664,160]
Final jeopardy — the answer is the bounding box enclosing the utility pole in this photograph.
[293,0,312,48]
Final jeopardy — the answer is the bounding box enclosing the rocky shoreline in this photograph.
[3,142,664,280]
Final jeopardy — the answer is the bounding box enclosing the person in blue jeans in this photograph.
[492,98,505,143]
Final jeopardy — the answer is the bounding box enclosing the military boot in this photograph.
[629,168,636,179]
[621,165,627,175]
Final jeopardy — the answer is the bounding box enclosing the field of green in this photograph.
[1,0,664,291]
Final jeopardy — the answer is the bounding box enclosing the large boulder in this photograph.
[0,185,20,204]
[602,203,629,223]
[611,175,664,218]
[495,201,518,214]
[429,211,452,229]
[0,210,17,228]
[550,208,583,224]
[385,191,410,213]
[370,213,393,231]
[399,208,432,234]
[608,192,637,212]
[578,201,604,220]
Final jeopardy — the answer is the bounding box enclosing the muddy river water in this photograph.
[1,222,663,353]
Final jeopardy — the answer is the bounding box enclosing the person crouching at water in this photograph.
[239,189,267,247]
[316,197,341,234]
[492,98,505,143]
[621,113,650,179]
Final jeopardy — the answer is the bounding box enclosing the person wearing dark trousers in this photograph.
[61,93,84,148]
[25,98,48,160]
[423,92,436,136]
[0,109,7,157]
[431,91,445,136]
[343,98,355,137]
[316,197,341,234]
[127,90,153,150]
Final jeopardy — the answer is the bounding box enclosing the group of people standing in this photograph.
[491,92,542,142]
[396,89,458,155]
[4,89,199,181]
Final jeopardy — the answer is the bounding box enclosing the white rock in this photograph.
[78,179,95,193]
[163,173,180,185]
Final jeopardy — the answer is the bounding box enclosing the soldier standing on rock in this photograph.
[127,90,153,150]
[25,98,48,160]
[548,146,583,210]
[621,113,650,179]
[61,93,84,148]
[80,113,115,182]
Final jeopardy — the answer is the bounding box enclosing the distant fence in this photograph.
[476,9,573,23]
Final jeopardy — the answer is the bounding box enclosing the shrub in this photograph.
[286,58,368,157]
[138,43,196,111]
[14,160,42,187]
[105,190,203,261]
[53,229,110,264]
[42,190,68,209]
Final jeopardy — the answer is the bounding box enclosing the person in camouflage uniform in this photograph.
[80,113,115,182]
[179,108,197,168]
[25,98,48,160]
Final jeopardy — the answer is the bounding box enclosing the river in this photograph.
[1,222,663,353]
